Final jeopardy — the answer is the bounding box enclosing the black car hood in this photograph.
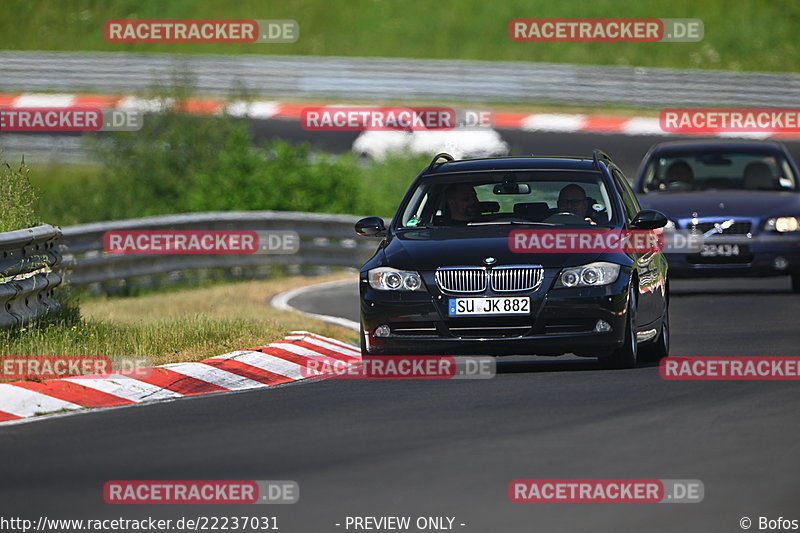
[383,226,604,270]
[638,190,800,219]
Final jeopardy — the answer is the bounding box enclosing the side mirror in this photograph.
[355,216,387,237]
[630,209,668,229]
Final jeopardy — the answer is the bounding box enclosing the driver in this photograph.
[445,183,480,222]
[556,184,597,224]
[664,160,693,188]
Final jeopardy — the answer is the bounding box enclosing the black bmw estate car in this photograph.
[355,152,670,369]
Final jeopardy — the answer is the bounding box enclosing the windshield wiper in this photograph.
[466,221,557,226]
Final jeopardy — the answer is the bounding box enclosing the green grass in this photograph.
[0,156,40,232]
[0,0,798,72]
[0,274,358,371]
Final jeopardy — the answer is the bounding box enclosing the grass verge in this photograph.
[0,155,39,232]
[0,273,358,370]
[0,0,798,72]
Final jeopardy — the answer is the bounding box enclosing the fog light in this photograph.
[594,320,612,333]
[774,256,789,270]
[374,324,391,338]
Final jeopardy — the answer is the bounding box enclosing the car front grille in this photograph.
[435,267,486,293]
[490,266,544,292]
[689,221,752,235]
[444,316,533,338]
[435,266,543,293]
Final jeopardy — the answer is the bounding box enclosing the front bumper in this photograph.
[666,234,800,278]
[360,270,632,357]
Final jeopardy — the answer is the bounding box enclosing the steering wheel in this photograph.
[665,181,692,191]
[543,212,586,224]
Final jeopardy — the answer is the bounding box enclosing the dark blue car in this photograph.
[634,140,800,292]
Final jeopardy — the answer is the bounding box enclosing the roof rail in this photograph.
[592,149,613,170]
[426,153,454,173]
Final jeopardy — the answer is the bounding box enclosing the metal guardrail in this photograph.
[1,51,800,107]
[0,224,62,329]
[60,211,382,289]
[0,134,88,165]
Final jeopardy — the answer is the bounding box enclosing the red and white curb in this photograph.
[0,331,360,425]
[2,92,797,139]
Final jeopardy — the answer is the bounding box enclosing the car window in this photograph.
[612,168,640,222]
[641,152,798,192]
[396,170,617,228]
[399,182,431,227]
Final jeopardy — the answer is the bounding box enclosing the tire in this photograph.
[360,324,368,355]
[792,273,800,293]
[599,284,638,369]
[358,324,369,357]
[639,303,669,362]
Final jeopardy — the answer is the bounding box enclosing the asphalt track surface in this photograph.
[2,124,800,531]
[1,274,798,532]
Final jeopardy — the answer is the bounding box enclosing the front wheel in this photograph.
[639,304,669,362]
[360,324,368,355]
[599,285,638,369]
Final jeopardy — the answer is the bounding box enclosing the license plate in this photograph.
[700,244,740,257]
[448,297,530,316]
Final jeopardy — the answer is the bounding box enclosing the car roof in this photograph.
[423,156,601,175]
[646,140,788,155]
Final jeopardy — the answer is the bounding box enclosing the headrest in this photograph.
[743,162,773,190]
[478,201,500,214]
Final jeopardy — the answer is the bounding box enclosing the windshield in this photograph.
[641,152,798,193]
[397,171,617,229]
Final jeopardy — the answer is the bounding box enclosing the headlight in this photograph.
[368,267,424,291]
[555,262,621,288]
[765,217,800,232]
